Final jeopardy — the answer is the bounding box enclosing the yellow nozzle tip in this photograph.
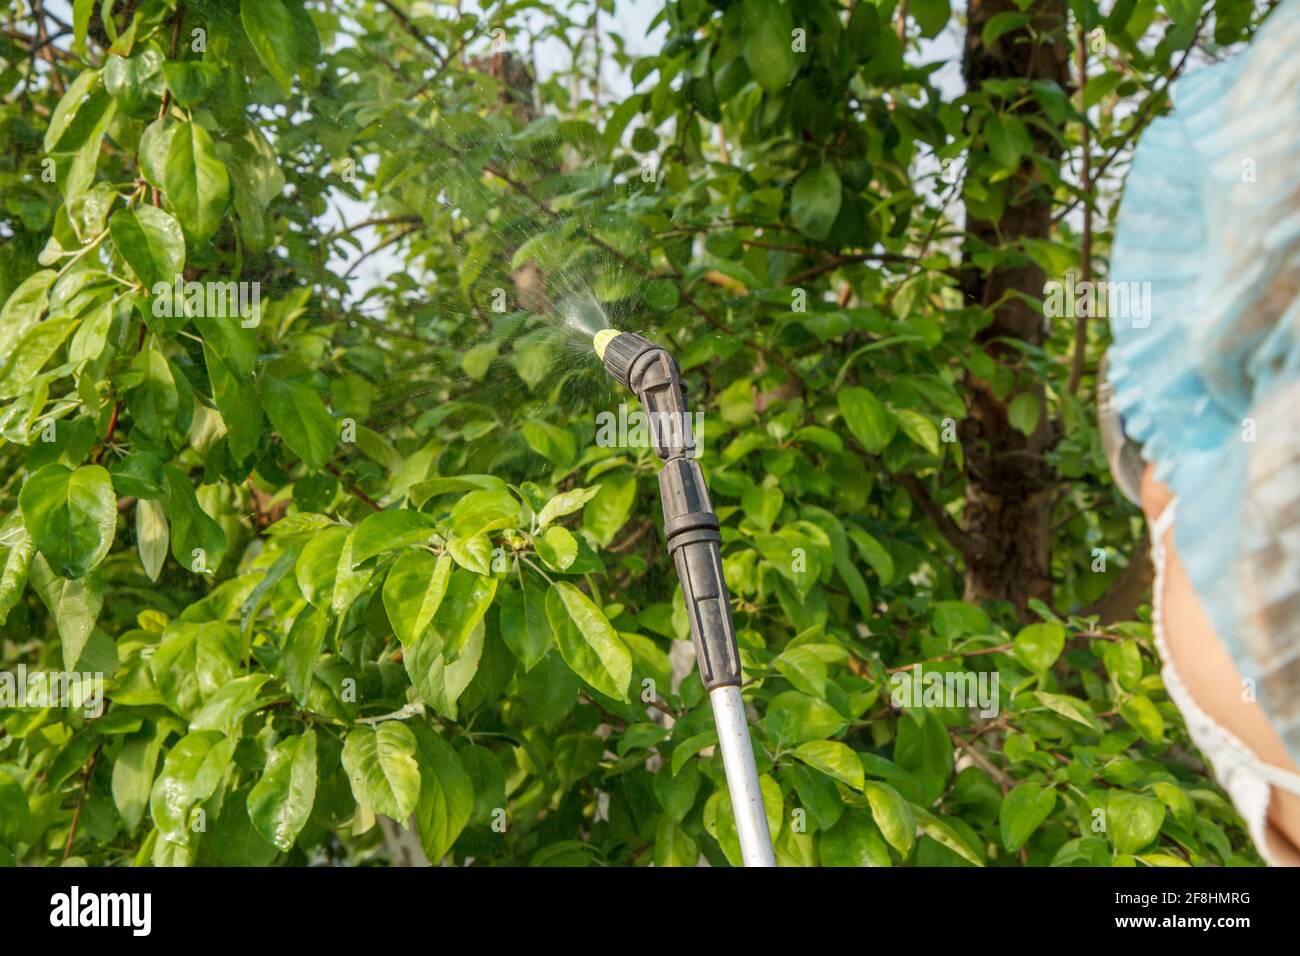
[593,329,620,361]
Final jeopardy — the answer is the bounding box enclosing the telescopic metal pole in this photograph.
[594,329,776,867]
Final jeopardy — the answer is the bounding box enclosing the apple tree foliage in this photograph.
[0,0,1270,865]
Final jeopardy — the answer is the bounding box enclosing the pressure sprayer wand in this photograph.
[593,329,777,867]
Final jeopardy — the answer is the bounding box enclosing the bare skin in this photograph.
[1141,466,1300,864]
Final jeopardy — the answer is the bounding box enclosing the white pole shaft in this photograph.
[708,685,776,867]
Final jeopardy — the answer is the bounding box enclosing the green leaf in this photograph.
[654,761,702,823]
[149,621,242,718]
[582,473,636,546]
[282,603,328,704]
[294,526,371,616]
[382,551,453,646]
[1102,638,1143,692]
[0,316,79,400]
[654,816,699,867]
[793,764,849,836]
[982,10,1031,46]
[149,730,236,844]
[401,569,496,717]
[163,120,230,243]
[429,569,497,655]
[1107,791,1165,854]
[913,806,985,866]
[247,729,318,852]
[460,342,497,381]
[0,269,57,358]
[19,463,116,578]
[790,163,843,241]
[0,517,34,627]
[72,0,94,58]
[911,0,951,37]
[862,781,916,857]
[671,731,717,775]
[848,527,894,584]
[126,344,179,442]
[535,486,601,528]
[405,611,486,720]
[136,497,168,581]
[837,386,896,454]
[932,601,991,640]
[1151,781,1195,831]
[741,483,783,532]
[137,117,175,191]
[821,809,891,866]
[741,0,798,95]
[266,512,335,536]
[546,581,632,701]
[411,723,473,862]
[1008,391,1041,436]
[410,474,506,508]
[27,553,102,670]
[999,782,1056,851]
[204,346,262,461]
[110,205,185,289]
[793,740,865,791]
[895,711,953,803]
[1120,694,1166,743]
[342,723,421,821]
[112,725,165,832]
[765,691,848,745]
[161,60,219,106]
[642,278,679,311]
[44,69,112,153]
[534,525,577,571]
[449,489,521,538]
[190,673,270,737]
[896,408,940,456]
[103,48,164,115]
[499,580,553,672]
[0,770,29,848]
[773,645,827,697]
[225,122,286,252]
[1013,621,1065,671]
[522,420,576,469]
[448,532,493,575]
[240,0,314,96]
[1035,690,1102,732]
[163,466,227,572]
[259,375,335,471]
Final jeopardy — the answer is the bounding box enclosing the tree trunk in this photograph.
[959,0,1070,613]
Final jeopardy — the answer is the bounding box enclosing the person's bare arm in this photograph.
[1140,466,1300,862]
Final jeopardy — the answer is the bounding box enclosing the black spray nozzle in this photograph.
[595,329,655,388]
[594,330,695,461]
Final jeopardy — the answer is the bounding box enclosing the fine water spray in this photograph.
[592,328,776,868]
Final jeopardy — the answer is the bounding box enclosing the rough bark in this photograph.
[959,0,1070,613]
[1082,537,1154,624]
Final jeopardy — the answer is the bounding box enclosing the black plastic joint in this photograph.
[658,458,742,689]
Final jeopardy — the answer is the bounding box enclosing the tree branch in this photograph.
[783,251,917,287]
[897,472,978,561]
[1050,12,1208,226]
[327,464,384,512]
[325,214,423,240]
[1079,536,1153,624]
[1067,23,1092,395]
[377,0,447,65]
